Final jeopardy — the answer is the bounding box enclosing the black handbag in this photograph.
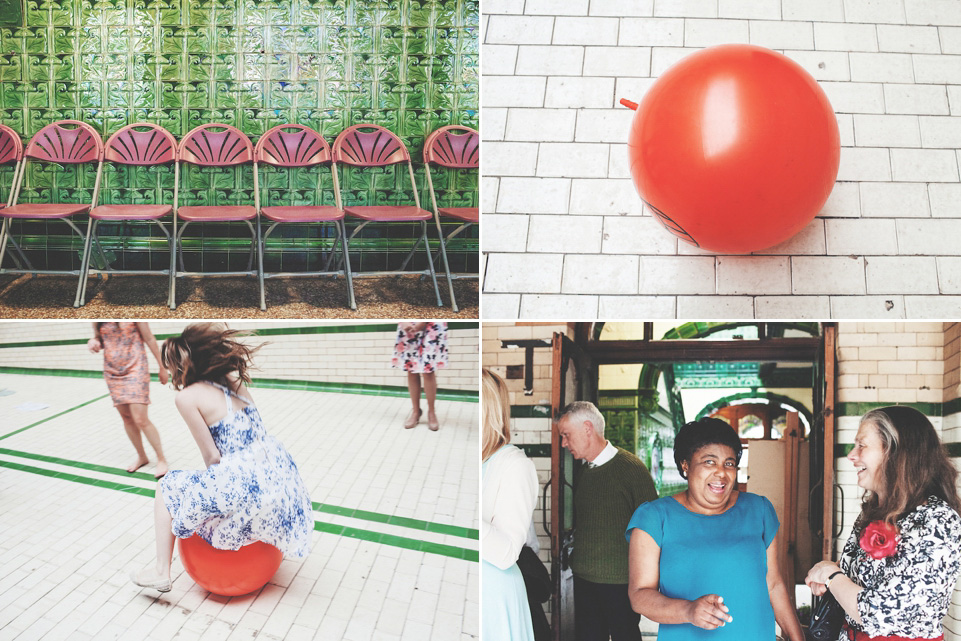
[806,591,845,641]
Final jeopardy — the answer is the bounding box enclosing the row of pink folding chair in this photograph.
[0,120,478,311]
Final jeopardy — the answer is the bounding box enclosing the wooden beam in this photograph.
[822,325,837,560]
[585,337,821,364]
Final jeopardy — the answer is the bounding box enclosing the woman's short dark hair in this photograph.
[674,417,742,479]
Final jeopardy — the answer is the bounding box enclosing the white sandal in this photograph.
[130,570,172,592]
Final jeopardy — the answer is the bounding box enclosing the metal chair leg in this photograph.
[73,218,97,307]
[434,221,459,313]
[338,219,356,310]
[420,221,442,307]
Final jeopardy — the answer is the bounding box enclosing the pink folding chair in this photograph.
[331,124,442,307]
[74,122,177,307]
[420,125,479,313]
[254,124,355,310]
[174,123,259,309]
[0,124,23,209]
[0,120,103,288]
[0,125,24,267]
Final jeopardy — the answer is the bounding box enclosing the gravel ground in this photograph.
[0,273,478,319]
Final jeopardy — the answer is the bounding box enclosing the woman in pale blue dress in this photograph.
[482,369,538,641]
[131,323,312,592]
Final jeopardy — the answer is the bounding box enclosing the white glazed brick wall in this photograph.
[483,1,961,319]
[836,321,945,404]
[0,322,479,391]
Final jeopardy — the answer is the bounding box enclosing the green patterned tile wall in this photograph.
[0,0,478,274]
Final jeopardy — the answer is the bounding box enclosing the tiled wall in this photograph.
[0,0,478,273]
[0,320,480,390]
[482,1,961,319]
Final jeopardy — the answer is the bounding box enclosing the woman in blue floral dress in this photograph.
[131,323,312,592]
[392,322,448,431]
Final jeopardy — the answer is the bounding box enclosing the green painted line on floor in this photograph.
[0,322,479,349]
[313,502,478,540]
[0,459,155,497]
[313,520,478,562]
[0,453,477,560]
[0,447,156,481]
[0,393,111,442]
[0,368,478,402]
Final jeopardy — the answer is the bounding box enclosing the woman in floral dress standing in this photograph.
[392,322,448,431]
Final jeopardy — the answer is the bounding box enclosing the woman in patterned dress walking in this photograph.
[88,322,169,478]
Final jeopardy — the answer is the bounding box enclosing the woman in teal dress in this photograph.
[625,418,804,641]
[482,369,537,641]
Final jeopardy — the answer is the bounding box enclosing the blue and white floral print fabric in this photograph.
[159,382,312,557]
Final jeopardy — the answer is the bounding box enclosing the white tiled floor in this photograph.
[0,374,478,641]
[482,0,961,319]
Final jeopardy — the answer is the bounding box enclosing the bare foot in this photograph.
[130,566,171,592]
[427,410,440,431]
[126,458,149,473]
[154,460,168,479]
[404,408,422,429]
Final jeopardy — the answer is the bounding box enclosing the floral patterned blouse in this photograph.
[838,496,961,639]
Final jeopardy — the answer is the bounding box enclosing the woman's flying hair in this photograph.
[161,323,263,391]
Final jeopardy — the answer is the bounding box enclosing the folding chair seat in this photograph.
[0,120,103,289]
[254,123,355,310]
[74,122,177,307]
[173,123,259,309]
[331,124,441,307]
[421,125,479,313]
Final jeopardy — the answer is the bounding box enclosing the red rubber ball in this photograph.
[625,44,841,253]
[179,534,283,596]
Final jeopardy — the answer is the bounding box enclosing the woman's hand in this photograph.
[805,560,842,597]
[687,594,732,630]
[159,368,169,386]
[87,338,102,354]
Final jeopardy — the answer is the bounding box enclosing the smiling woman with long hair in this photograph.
[805,406,961,641]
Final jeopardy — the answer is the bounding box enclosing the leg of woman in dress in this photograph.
[116,404,151,473]
[423,371,440,431]
[132,491,175,590]
[405,373,422,429]
[129,403,168,478]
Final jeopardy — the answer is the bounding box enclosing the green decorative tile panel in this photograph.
[0,0,478,274]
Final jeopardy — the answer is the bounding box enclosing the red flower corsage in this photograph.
[859,521,899,559]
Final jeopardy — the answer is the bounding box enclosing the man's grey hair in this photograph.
[559,401,605,437]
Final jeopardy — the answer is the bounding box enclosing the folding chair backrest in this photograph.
[0,124,22,166]
[178,123,253,166]
[24,120,102,164]
[332,124,410,167]
[423,126,479,169]
[104,123,177,165]
[255,124,331,167]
